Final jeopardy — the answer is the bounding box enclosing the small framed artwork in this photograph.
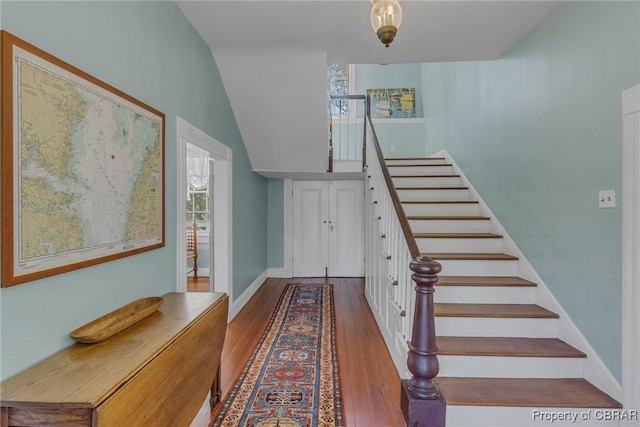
[1,31,165,287]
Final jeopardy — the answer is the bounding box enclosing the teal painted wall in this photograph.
[372,123,426,158]
[0,1,267,380]
[267,179,285,268]
[421,1,640,381]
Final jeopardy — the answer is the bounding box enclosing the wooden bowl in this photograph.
[70,297,164,343]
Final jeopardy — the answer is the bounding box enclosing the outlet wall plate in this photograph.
[599,190,616,208]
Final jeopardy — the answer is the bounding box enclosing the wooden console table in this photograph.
[1,292,228,427]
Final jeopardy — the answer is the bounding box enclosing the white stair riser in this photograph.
[387,165,454,175]
[435,285,536,304]
[435,317,558,338]
[402,203,482,216]
[438,355,584,378]
[392,176,462,187]
[386,159,448,166]
[417,237,503,253]
[398,189,472,201]
[444,406,623,427]
[436,259,518,276]
[409,219,492,233]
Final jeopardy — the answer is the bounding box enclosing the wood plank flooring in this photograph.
[187,276,211,292]
[211,277,406,427]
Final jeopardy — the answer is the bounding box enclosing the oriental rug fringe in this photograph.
[211,283,344,427]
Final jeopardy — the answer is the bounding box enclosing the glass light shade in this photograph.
[370,1,402,47]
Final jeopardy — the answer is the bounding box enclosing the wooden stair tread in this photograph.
[386,157,446,161]
[408,215,490,221]
[415,233,502,239]
[388,163,453,167]
[438,276,536,287]
[437,337,586,358]
[396,186,468,190]
[434,377,621,408]
[392,174,460,178]
[425,252,519,261]
[402,200,479,204]
[435,303,559,318]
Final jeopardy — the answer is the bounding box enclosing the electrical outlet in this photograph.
[390,144,396,152]
[599,190,616,208]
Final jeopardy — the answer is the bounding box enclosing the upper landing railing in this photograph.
[328,95,366,172]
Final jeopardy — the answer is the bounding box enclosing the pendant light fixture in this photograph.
[370,0,403,47]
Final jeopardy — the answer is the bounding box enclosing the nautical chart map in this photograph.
[13,47,163,278]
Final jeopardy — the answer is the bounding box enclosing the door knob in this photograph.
[330,225,334,231]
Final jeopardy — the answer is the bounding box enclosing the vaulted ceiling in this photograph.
[177,1,561,176]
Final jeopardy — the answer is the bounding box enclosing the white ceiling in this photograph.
[176,1,561,176]
[178,1,560,64]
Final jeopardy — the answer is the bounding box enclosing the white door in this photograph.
[292,181,329,276]
[292,180,364,277]
[328,181,364,276]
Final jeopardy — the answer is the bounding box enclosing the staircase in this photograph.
[386,156,622,427]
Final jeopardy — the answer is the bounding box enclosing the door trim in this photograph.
[176,117,233,300]
[622,84,640,413]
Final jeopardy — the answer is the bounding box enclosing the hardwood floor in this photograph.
[187,276,211,292]
[211,277,406,427]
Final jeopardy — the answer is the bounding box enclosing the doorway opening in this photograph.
[176,117,233,300]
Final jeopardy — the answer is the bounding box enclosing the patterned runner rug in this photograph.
[211,283,344,427]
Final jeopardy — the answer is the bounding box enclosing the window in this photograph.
[329,64,355,117]
[186,185,209,233]
[330,64,349,115]
[186,149,211,234]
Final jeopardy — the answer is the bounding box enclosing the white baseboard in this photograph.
[267,267,293,278]
[228,270,267,321]
[433,149,622,401]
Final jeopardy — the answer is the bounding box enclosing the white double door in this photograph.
[292,180,364,277]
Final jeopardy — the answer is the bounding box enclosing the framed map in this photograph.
[1,31,165,287]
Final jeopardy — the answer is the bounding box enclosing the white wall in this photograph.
[213,48,329,175]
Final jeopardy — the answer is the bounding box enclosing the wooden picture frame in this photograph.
[1,31,165,287]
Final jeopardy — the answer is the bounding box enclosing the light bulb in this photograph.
[370,1,403,47]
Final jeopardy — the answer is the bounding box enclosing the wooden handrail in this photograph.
[329,94,366,101]
[363,95,443,407]
[364,96,421,258]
